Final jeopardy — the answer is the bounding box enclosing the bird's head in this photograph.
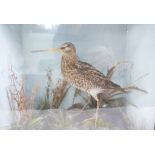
[59,42,76,54]
[31,42,76,55]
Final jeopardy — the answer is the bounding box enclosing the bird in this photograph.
[31,42,125,128]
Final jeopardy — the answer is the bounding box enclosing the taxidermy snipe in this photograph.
[31,42,126,127]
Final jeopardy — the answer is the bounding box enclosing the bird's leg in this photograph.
[95,97,100,129]
[106,61,128,79]
[81,96,100,129]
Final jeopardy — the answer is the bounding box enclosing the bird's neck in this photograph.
[62,54,78,65]
[61,54,78,76]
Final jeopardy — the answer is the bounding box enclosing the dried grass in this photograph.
[45,68,52,100]
[37,69,70,109]
[6,61,147,129]
[105,61,147,99]
[6,66,39,125]
[38,68,52,110]
[51,80,70,108]
[7,61,147,113]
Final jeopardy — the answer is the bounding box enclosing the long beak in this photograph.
[31,48,60,53]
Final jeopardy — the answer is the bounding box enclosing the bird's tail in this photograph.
[109,81,126,93]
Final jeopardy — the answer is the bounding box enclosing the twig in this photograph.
[106,61,128,79]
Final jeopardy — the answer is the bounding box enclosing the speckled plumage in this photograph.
[60,42,121,100]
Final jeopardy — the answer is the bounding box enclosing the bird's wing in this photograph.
[76,61,106,78]
[75,61,121,89]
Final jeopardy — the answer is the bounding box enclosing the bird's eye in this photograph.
[60,46,66,50]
